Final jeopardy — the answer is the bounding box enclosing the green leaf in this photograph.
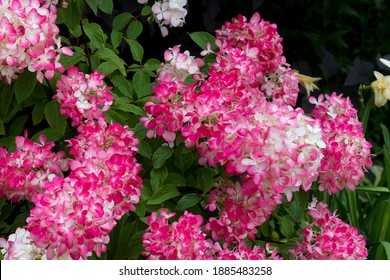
[112,220,134,259]
[85,0,98,15]
[124,38,144,62]
[144,58,162,71]
[82,20,106,50]
[59,51,85,69]
[174,146,194,172]
[355,186,390,193]
[113,12,133,30]
[105,109,127,125]
[95,48,126,76]
[14,70,37,104]
[137,140,153,159]
[364,199,390,259]
[133,71,152,99]
[114,103,145,116]
[152,146,174,169]
[384,146,390,191]
[150,166,168,193]
[196,167,214,193]
[141,6,152,16]
[0,136,15,151]
[110,75,133,98]
[380,241,390,260]
[164,173,186,186]
[134,121,147,140]
[97,61,119,76]
[57,0,84,33]
[177,193,201,211]
[97,0,113,14]
[32,101,47,126]
[126,230,146,259]
[1,86,13,118]
[360,94,373,134]
[280,216,294,238]
[345,189,358,228]
[9,115,28,136]
[111,29,123,49]
[189,31,217,51]
[147,184,180,205]
[31,128,64,142]
[141,180,153,199]
[0,118,5,135]
[127,20,143,40]
[381,124,390,152]
[44,101,67,134]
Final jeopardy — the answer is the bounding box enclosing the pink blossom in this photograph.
[24,120,143,259]
[0,227,73,260]
[0,132,69,202]
[0,0,72,83]
[310,93,373,194]
[290,198,368,260]
[143,210,214,260]
[53,66,114,126]
[142,210,282,260]
[204,176,282,244]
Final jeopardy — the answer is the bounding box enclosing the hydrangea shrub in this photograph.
[0,0,389,260]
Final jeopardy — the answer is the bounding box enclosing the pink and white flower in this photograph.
[0,0,72,83]
[290,198,368,260]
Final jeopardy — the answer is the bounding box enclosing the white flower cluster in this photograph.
[138,0,187,37]
[0,228,72,260]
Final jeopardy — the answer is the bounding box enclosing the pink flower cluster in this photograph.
[142,13,326,210]
[1,68,143,259]
[25,118,142,259]
[205,176,282,244]
[290,198,368,260]
[0,0,72,84]
[142,210,281,260]
[141,12,373,254]
[138,0,188,37]
[53,66,114,127]
[310,93,373,194]
[0,227,73,260]
[0,132,68,202]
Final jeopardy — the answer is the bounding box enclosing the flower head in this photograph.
[290,198,368,260]
[0,0,72,83]
[297,72,321,97]
[370,70,390,107]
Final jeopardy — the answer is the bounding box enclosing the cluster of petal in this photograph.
[0,132,68,202]
[0,0,72,84]
[143,210,214,260]
[53,66,114,126]
[290,198,368,260]
[26,120,143,259]
[140,45,204,142]
[142,12,300,146]
[141,13,327,244]
[215,242,282,260]
[142,210,281,260]
[0,227,72,260]
[205,176,282,243]
[196,102,324,199]
[150,0,187,37]
[310,93,373,194]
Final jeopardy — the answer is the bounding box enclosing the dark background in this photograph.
[124,0,390,100]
